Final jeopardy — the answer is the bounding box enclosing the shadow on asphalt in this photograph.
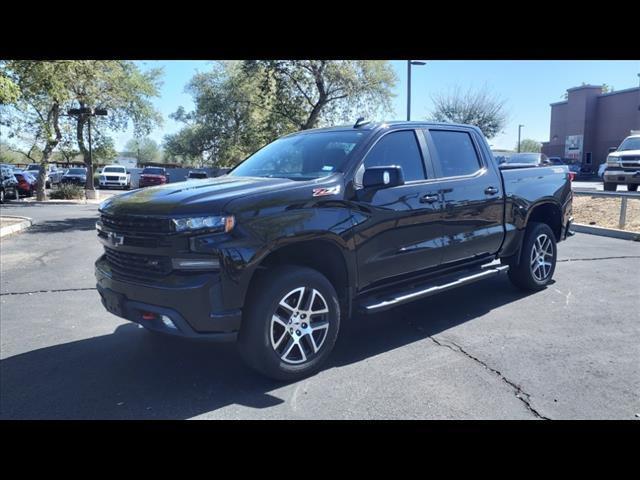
[0,275,535,419]
[25,217,98,234]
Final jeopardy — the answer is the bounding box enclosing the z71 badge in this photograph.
[312,185,341,197]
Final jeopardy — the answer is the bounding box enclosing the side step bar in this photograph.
[357,264,510,314]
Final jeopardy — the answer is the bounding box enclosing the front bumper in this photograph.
[99,179,129,188]
[603,170,640,184]
[95,255,241,340]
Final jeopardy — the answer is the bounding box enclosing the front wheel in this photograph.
[627,184,638,192]
[507,222,557,291]
[238,265,341,381]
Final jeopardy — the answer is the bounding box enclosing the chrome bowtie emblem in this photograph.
[108,232,124,246]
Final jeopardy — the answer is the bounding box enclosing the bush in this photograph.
[49,184,85,200]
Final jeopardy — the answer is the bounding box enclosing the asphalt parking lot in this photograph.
[1,202,638,419]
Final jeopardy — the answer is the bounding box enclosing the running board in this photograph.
[357,264,510,314]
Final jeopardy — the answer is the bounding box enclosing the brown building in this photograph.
[541,84,640,171]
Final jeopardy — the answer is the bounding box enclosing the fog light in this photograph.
[161,315,177,330]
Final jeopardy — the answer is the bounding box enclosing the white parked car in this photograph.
[98,165,131,190]
[25,163,63,188]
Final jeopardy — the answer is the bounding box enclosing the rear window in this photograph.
[428,130,482,177]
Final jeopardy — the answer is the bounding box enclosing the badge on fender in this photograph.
[312,185,341,197]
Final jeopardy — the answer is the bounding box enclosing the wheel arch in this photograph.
[246,237,355,319]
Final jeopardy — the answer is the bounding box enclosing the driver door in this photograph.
[350,129,445,291]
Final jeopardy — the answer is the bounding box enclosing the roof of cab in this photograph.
[286,120,483,137]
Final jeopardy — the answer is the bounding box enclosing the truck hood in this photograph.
[99,175,296,216]
[610,149,640,158]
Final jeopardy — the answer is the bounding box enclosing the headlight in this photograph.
[606,155,619,166]
[99,175,106,181]
[172,215,235,233]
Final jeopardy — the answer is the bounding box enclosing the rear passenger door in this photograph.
[351,129,445,290]
[423,127,505,266]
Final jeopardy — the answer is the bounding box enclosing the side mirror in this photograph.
[363,166,405,189]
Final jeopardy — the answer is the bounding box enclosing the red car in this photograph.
[138,167,169,188]
[14,171,37,197]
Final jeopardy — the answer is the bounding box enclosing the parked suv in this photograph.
[186,170,208,180]
[603,134,640,191]
[25,163,63,188]
[95,121,573,381]
[98,165,131,190]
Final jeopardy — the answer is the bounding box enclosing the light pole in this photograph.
[517,124,524,152]
[67,107,107,198]
[407,60,426,121]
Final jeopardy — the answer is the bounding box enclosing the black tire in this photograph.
[507,222,557,291]
[238,265,341,381]
[0,188,5,204]
[627,184,638,192]
[603,182,617,192]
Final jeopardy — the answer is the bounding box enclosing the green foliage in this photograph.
[429,85,508,139]
[0,67,20,104]
[517,139,542,153]
[125,137,162,163]
[49,183,85,199]
[165,60,397,167]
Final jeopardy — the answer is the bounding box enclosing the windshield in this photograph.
[618,137,640,151]
[188,172,207,178]
[67,168,86,175]
[230,131,367,180]
[142,168,164,175]
[505,153,540,164]
[103,167,125,173]
[27,164,39,170]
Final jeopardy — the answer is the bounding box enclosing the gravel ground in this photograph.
[573,196,640,232]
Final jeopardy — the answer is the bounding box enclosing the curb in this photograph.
[572,223,640,241]
[0,215,33,238]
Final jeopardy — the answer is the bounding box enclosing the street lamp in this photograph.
[67,107,108,197]
[407,60,426,121]
[517,124,524,153]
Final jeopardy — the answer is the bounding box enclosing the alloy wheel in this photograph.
[530,233,554,281]
[270,286,330,364]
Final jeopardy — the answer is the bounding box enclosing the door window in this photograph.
[363,130,426,182]
[428,130,482,178]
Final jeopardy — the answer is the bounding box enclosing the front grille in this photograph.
[106,176,120,181]
[620,155,640,162]
[104,247,171,279]
[100,213,172,234]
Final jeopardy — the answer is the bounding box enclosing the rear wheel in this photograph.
[603,182,617,192]
[0,188,5,204]
[238,265,341,381]
[627,184,638,192]
[507,222,557,291]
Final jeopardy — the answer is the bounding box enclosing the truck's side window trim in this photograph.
[423,128,488,181]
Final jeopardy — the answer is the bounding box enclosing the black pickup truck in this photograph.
[95,121,573,380]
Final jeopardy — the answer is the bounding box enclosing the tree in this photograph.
[243,60,396,130]
[1,61,76,199]
[429,85,508,139]
[166,60,397,167]
[517,138,542,153]
[125,137,161,164]
[64,61,163,188]
[0,66,20,104]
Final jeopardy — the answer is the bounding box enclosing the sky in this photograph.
[113,60,640,152]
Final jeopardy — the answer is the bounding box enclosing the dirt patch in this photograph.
[573,196,640,232]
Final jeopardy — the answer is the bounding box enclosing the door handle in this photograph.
[484,186,499,195]
[420,193,440,204]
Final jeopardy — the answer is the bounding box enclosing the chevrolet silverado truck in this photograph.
[95,121,573,380]
[603,134,640,191]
